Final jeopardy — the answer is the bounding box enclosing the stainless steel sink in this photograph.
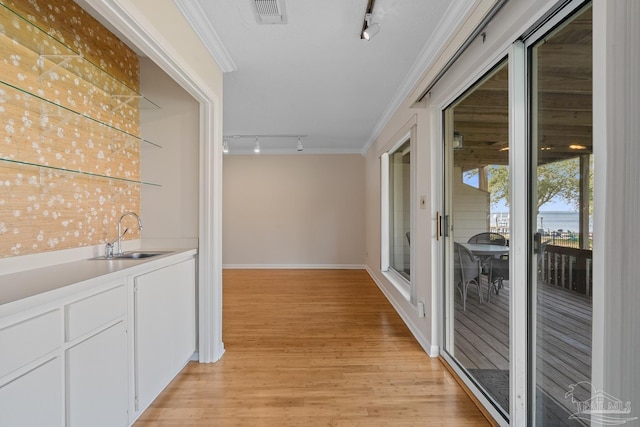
[90,250,173,260]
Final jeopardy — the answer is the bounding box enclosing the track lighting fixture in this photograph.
[361,13,380,41]
[222,134,307,153]
[360,0,379,41]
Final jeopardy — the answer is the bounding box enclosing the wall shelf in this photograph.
[0,80,161,149]
[1,4,143,101]
[0,158,161,187]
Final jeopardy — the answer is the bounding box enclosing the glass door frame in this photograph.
[438,51,517,427]
[437,1,591,425]
[522,2,592,424]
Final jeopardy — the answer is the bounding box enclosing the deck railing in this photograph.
[539,244,593,297]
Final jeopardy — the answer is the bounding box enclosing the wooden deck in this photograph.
[454,276,593,418]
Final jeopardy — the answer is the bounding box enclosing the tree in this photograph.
[465,156,591,212]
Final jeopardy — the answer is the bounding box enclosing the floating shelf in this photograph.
[0,80,161,148]
[0,4,134,96]
[0,158,161,187]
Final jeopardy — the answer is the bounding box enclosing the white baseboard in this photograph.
[222,264,366,269]
[364,266,436,357]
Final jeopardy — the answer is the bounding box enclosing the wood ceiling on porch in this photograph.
[453,8,592,172]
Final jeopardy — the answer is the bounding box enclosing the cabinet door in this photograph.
[67,321,128,427]
[135,259,195,412]
[0,357,63,427]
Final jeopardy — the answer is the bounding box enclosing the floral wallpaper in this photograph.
[0,0,141,257]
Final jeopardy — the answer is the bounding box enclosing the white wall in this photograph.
[593,0,640,416]
[223,154,365,268]
[140,58,199,246]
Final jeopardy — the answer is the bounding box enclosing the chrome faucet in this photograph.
[105,211,143,257]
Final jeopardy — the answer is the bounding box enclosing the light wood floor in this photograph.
[134,269,490,426]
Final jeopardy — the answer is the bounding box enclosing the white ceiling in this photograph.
[176,0,473,154]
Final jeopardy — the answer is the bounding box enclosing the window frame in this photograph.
[381,125,416,302]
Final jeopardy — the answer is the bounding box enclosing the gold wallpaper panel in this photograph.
[0,0,142,258]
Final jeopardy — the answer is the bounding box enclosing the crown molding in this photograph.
[360,0,480,155]
[173,0,237,72]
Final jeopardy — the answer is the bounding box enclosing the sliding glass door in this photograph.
[442,60,511,417]
[529,4,593,425]
[441,1,593,424]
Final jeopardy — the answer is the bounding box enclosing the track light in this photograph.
[223,134,307,153]
[361,13,380,41]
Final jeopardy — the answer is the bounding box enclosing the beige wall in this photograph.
[126,0,223,99]
[223,155,365,267]
[363,0,564,354]
[140,58,199,243]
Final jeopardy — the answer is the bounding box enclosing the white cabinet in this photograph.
[0,357,64,427]
[66,321,128,426]
[0,251,197,426]
[0,309,61,378]
[0,283,128,427]
[65,284,128,427]
[134,258,196,413]
[0,309,63,426]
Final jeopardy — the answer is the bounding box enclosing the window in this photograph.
[381,134,412,289]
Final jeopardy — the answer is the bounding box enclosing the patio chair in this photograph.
[469,232,508,282]
[487,241,549,302]
[487,257,509,301]
[454,242,483,311]
[468,232,507,246]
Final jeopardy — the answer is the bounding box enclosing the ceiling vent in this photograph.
[252,0,287,24]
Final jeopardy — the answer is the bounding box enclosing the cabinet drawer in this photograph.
[66,284,126,342]
[0,357,63,427]
[0,310,61,379]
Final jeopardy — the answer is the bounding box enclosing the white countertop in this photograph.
[0,248,197,316]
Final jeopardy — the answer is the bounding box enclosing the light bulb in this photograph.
[363,22,380,40]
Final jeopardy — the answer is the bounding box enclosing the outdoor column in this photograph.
[579,154,590,249]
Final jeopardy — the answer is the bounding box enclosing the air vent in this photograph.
[252,0,287,24]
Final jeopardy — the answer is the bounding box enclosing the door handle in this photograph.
[443,214,450,238]
[436,212,450,240]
